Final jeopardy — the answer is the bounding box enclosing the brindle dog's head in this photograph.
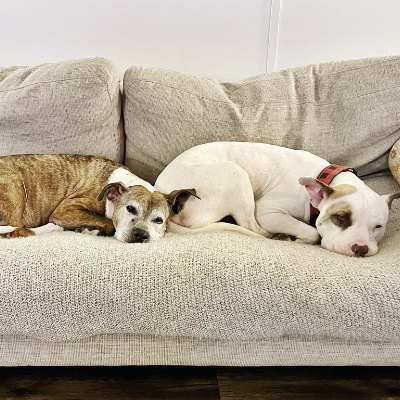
[98,182,198,243]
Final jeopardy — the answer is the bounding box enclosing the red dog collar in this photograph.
[309,164,357,227]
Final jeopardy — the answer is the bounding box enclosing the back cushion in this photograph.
[124,55,400,183]
[0,57,124,163]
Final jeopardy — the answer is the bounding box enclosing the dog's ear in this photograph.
[166,188,200,214]
[98,182,128,201]
[299,177,334,208]
[382,192,400,210]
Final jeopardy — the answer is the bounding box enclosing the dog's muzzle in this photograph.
[129,228,150,243]
[351,244,369,257]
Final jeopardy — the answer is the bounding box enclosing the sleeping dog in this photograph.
[0,154,197,243]
[155,142,400,257]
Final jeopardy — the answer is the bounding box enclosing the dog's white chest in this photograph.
[105,168,156,219]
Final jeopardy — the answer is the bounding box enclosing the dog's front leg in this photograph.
[258,212,321,245]
[49,199,115,236]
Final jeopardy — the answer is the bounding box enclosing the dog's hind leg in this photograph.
[0,179,35,238]
[221,163,272,238]
[166,161,272,238]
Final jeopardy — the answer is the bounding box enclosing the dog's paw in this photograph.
[271,233,296,242]
[296,228,321,245]
[80,228,100,236]
[272,228,320,245]
[97,223,116,237]
[6,227,35,238]
[31,223,64,235]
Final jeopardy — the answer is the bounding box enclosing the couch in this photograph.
[0,55,400,366]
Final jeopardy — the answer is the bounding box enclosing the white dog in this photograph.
[155,142,400,257]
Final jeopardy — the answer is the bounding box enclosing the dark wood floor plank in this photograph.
[0,366,220,400]
[1,365,400,400]
[216,366,400,400]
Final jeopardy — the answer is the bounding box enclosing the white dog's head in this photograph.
[98,183,198,243]
[300,177,400,257]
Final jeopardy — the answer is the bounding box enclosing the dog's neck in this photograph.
[316,164,358,185]
[309,164,358,226]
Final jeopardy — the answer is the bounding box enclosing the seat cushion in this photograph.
[0,174,399,343]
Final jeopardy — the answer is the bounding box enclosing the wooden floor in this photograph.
[0,366,399,399]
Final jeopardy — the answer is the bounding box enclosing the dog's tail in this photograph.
[166,221,266,238]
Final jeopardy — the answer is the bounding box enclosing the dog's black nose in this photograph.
[130,228,150,243]
[351,244,369,257]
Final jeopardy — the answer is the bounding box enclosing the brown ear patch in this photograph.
[319,201,353,230]
[329,184,358,200]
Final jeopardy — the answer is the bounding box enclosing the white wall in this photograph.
[0,0,270,81]
[270,0,400,72]
[1,0,400,80]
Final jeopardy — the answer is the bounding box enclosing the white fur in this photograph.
[30,223,64,235]
[106,167,155,219]
[0,226,16,234]
[80,228,100,236]
[155,142,397,257]
[0,223,64,236]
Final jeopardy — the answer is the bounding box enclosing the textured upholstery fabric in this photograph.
[0,175,399,346]
[0,57,124,162]
[1,334,400,367]
[124,55,400,184]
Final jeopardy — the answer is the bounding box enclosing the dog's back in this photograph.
[156,142,329,198]
[0,154,124,228]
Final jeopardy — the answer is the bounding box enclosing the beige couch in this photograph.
[0,56,400,366]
